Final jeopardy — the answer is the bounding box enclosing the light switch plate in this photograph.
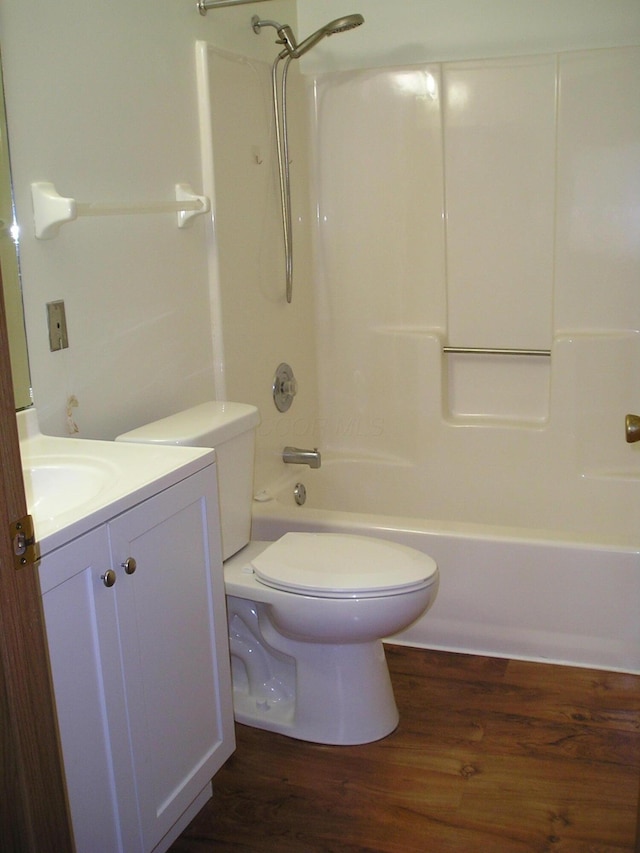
[47,300,69,351]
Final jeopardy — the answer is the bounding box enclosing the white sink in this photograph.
[23,455,118,520]
[17,407,215,556]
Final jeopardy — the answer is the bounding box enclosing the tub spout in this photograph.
[283,446,321,468]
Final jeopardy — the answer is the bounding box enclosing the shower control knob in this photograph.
[101,569,117,588]
[273,362,298,412]
[281,378,298,397]
[121,557,137,575]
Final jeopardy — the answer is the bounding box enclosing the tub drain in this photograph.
[293,482,306,506]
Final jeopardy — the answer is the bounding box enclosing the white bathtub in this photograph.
[252,460,640,674]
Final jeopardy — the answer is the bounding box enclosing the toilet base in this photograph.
[231,634,399,745]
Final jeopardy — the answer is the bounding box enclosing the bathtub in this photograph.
[252,460,640,674]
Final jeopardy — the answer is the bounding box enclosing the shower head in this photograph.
[324,14,365,36]
[293,14,364,57]
[252,13,364,60]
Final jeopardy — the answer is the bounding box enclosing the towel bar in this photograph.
[31,181,210,239]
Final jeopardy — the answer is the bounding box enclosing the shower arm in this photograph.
[197,0,273,14]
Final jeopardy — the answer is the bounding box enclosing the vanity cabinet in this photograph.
[39,465,234,853]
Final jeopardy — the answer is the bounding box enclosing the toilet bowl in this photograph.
[117,402,439,745]
[225,535,437,744]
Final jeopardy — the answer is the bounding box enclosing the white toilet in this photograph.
[117,402,438,745]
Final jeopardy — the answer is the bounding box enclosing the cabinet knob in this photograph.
[101,569,117,588]
[121,557,137,575]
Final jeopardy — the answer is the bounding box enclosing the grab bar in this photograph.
[443,346,551,357]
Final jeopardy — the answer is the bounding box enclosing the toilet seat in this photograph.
[249,532,438,599]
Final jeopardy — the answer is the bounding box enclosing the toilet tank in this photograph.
[117,402,260,560]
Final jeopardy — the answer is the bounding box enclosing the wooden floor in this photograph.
[170,646,640,852]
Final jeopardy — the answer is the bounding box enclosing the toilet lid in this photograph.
[250,533,438,599]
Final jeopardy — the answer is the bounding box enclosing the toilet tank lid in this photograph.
[116,401,260,447]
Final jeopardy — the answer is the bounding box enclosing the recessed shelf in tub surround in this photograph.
[30,181,210,239]
[370,326,552,422]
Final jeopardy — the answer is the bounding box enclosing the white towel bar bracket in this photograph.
[31,181,210,239]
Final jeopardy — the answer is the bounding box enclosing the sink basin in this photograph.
[23,455,118,520]
[17,407,215,556]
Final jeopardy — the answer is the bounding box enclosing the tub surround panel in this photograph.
[568,332,640,478]
[256,323,640,538]
[267,331,639,539]
[307,45,640,534]
[442,56,557,423]
[313,66,446,332]
[555,47,640,332]
[197,44,320,489]
[312,65,445,462]
[444,55,556,352]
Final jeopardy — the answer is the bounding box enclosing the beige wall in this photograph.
[298,0,640,72]
[0,0,303,443]
[198,39,319,489]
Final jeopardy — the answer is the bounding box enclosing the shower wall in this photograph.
[0,0,310,444]
[0,0,220,439]
[199,41,319,488]
[310,46,640,538]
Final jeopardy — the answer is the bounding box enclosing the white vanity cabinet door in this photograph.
[108,469,235,851]
[41,526,143,853]
[41,466,235,853]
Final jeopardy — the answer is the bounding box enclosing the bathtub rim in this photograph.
[253,490,640,553]
[251,483,640,676]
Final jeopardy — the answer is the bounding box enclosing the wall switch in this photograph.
[47,300,69,351]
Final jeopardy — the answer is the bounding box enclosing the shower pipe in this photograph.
[253,13,364,303]
[198,4,364,301]
[197,0,272,14]
[270,47,294,302]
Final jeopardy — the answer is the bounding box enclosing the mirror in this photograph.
[0,54,31,411]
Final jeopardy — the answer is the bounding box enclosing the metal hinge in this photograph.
[10,515,40,570]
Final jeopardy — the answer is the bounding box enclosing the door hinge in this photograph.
[10,515,40,570]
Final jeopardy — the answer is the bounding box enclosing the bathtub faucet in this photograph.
[283,446,321,469]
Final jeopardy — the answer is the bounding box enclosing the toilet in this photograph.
[117,402,438,745]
